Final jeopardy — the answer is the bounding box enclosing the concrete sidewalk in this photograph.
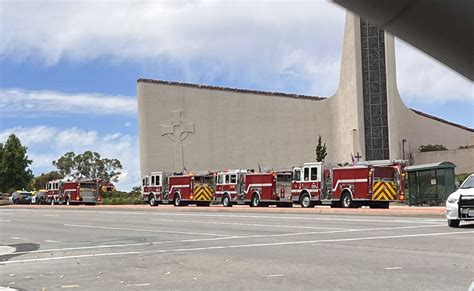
[2,204,446,218]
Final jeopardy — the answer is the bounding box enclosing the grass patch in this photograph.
[101,190,143,205]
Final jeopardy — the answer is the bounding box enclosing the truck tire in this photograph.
[447,219,460,228]
[149,194,158,207]
[251,194,260,207]
[300,194,314,208]
[222,195,232,207]
[173,194,182,207]
[341,192,354,208]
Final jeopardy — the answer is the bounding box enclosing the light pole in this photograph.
[402,139,407,160]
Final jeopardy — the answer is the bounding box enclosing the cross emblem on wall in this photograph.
[161,110,195,171]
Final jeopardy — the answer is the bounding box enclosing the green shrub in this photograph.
[419,144,447,152]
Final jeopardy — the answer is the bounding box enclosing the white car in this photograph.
[446,173,474,227]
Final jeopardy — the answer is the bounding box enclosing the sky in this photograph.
[0,0,473,191]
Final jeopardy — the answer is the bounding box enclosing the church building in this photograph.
[137,12,473,176]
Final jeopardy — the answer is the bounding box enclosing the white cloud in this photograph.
[0,126,58,145]
[395,39,473,103]
[0,88,136,117]
[0,0,346,96]
[1,1,471,107]
[0,126,140,191]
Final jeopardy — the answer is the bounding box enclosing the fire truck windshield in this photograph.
[195,176,214,185]
[277,174,291,182]
[79,182,97,189]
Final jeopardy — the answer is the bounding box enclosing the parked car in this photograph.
[446,173,474,227]
[10,191,34,205]
[32,190,48,204]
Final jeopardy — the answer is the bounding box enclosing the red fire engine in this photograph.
[168,172,215,206]
[142,171,171,206]
[46,179,105,205]
[292,160,406,208]
[215,170,293,207]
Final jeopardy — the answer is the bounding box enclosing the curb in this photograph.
[3,204,446,218]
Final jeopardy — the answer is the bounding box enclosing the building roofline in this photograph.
[137,78,326,101]
[411,109,474,133]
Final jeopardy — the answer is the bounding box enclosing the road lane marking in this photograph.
[152,218,348,230]
[265,274,285,277]
[384,267,402,270]
[44,240,61,243]
[64,223,234,237]
[43,215,60,217]
[0,219,10,222]
[3,230,472,265]
[126,283,150,287]
[8,224,445,256]
[9,237,24,240]
[0,251,142,265]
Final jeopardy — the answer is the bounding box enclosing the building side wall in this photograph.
[384,33,473,161]
[412,148,474,174]
[138,82,333,176]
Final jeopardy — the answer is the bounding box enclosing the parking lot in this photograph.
[1,206,473,290]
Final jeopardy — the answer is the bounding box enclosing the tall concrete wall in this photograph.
[138,81,333,175]
[384,32,474,160]
[327,12,366,163]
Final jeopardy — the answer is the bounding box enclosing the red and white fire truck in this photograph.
[141,171,171,206]
[215,170,293,207]
[292,160,406,208]
[46,179,105,205]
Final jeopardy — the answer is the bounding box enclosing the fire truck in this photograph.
[168,172,215,206]
[292,160,406,208]
[141,171,171,206]
[46,179,104,205]
[215,170,293,207]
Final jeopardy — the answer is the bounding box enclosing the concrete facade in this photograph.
[138,12,473,177]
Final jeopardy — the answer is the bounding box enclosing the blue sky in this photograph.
[1,1,472,191]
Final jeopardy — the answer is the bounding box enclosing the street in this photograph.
[1,206,473,290]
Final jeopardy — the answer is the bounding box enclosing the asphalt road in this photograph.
[0,207,473,290]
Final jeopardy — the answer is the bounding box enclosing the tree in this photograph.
[0,134,34,192]
[33,171,64,190]
[315,135,328,162]
[53,151,123,183]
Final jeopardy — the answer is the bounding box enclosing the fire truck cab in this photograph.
[244,171,293,207]
[46,179,61,205]
[142,171,170,206]
[291,162,323,208]
[168,173,215,207]
[215,170,247,207]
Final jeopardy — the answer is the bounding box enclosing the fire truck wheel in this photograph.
[300,194,314,208]
[222,195,233,207]
[341,192,354,208]
[250,194,260,207]
[447,219,460,228]
[149,195,158,207]
[173,194,182,207]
